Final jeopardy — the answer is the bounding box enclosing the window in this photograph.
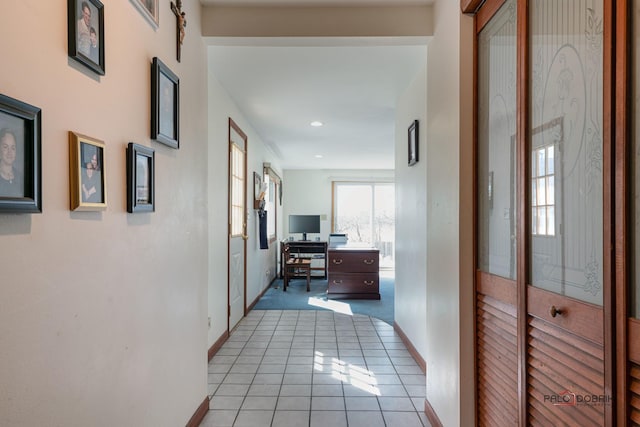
[332,181,395,268]
[230,143,244,236]
[263,168,280,241]
[531,144,555,236]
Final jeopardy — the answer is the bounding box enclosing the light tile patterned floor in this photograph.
[200,310,430,427]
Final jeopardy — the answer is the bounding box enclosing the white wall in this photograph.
[283,169,394,242]
[394,63,428,362]
[423,1,475,426]
[0,1,208,426]
[207,61,282,349]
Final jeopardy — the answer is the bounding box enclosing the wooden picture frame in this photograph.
[408,119,419,166]
[130,0,159,29]
[0,94,42,214]
[68,0,105,75]
[127,143,155,213]
[69,131,107,211]
[151,57,180,149]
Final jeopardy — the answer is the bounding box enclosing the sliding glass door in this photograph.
[332,182,395,269]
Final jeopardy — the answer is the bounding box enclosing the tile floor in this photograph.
[200,310,431,427]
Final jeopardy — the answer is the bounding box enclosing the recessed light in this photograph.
[310,121,324,127]
[314,154,323,158]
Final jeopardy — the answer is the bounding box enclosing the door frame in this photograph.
[227,117,248,333]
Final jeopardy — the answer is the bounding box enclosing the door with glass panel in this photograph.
[474,0,611,425]
[332,182,395,269]
[228,118,247,331]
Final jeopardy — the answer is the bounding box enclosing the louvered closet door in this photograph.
[629,1,640,422]
[476,1,519,425]
[526,1,606,425]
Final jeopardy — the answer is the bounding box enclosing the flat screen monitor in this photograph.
[289,214,320,241]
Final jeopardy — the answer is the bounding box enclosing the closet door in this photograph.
[475,1,519,425]
[526,1,608,425]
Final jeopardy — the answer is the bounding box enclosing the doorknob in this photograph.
[550,305,564,318]
[242,234,249,241]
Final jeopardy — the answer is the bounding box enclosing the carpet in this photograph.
[253,271,395,325]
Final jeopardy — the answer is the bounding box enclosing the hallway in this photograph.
[200,310,429,427]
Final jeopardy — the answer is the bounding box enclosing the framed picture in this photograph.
[151,57,180,149]
[408,119,419,166]
[127,143,155,213]
[130,0,159,29]
[69,131,107,211]
[0,94,42,214]
[67,0,105,75]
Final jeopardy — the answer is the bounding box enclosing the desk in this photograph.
[280,240,328,279]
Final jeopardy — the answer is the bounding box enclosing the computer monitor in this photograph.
[289,214,321,241]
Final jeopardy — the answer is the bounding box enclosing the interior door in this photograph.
[228,118,248,331]
[474,0,612,425]
[475,1,519,424]
[525,2,607,425]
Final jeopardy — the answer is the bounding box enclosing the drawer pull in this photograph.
[332,280,343,284]
[332,259,343,265]
[364,280,375,286]
[550,305,564,318]
[363,259,375,265]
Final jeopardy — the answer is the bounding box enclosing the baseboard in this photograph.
[185,396,209,427]
[208,330,230,362]
[424,398,444,427]
[247,277,276,312]
[393,321,427,374]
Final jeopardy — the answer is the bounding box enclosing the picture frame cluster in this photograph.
[1,1,178,215]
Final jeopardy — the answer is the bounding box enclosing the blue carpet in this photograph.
[253,272,395,325]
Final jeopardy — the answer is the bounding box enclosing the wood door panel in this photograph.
[527,315,605,427]
[476,274,518,427]
[527,286,604,345]
[630,363,640,424]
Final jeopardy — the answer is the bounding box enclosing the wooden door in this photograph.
[473,0,613,425]
[475,1,519,424]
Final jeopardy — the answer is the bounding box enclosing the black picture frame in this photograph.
[151,57,180,149]
[69,131,107,211]
[0,94,42,214]
[68,0,105,75]
[408,119,419,166]
[127,143,155,213]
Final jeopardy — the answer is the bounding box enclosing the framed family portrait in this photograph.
[67,0,105,75]
[151,57,180,149]
[408,119,419,166]
[0,94,42,214]
[69,131,107,211]
[127,143,155,213]
[130,0,159,29]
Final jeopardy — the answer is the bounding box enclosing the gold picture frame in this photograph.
[69,131,107,211]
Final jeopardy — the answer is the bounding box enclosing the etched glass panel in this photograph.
[529,0,603,305]
[477,0,517,280]
[632,1,640,317]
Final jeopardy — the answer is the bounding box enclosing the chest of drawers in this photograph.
[327,247,380,299]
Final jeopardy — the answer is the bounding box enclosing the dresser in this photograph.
[327,247,380,299]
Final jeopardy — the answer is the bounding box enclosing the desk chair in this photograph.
[283,246,311,292]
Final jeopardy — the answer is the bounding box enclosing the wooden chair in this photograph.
[283,245,311,292]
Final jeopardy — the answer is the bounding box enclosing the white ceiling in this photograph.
[204,0,431,170]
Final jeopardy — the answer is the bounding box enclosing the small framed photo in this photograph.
[67,0,105,75]
[130,0,159,29]
[127,143,155,213]
[151,57,180,149]
[0,94,42,214]
[408,119,419,166]
[69,131,107,211]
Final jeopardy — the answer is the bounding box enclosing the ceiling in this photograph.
[204,1,431,170]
